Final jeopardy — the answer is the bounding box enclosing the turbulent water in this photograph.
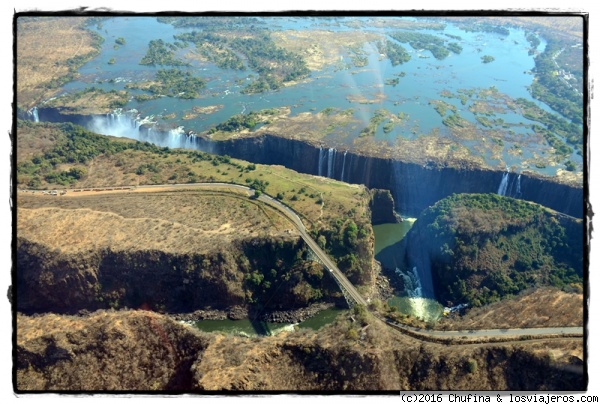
[28,107,39,123]
[373,221,441,321]
[393,266,442,321]
[497,171,509,196]
[497,171,523,198]
[88,110,218,154]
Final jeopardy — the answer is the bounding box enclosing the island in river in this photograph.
[14,13,586,392]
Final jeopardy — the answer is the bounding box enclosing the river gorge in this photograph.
[24,106,584,218]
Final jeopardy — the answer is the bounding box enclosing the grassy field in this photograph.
[17,121,371,232]
[436,287,584,330]
[18,189,295,254]
[16,17,101,109]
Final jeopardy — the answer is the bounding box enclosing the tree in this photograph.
[344,220,359,248]
[317,235,327,249]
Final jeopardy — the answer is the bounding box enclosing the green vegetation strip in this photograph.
[126,68,206,99]
[175,31,310,94]
[388,31,450,60]
[140,39,189,67]
[408,193,583,308]
[530,41,583,125]
[376,40,411,66]
[516,97,582,156]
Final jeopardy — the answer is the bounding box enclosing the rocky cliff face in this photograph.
[27,107,95,127]
[16,310,585,391]
[216,133,584,217]
[16,235,338,315]
[370,189,402,225]
[23,109,584,218]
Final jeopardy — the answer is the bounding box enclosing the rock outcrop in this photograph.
[370,189,402,225]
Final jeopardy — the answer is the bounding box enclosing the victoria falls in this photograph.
[15,13,586,392]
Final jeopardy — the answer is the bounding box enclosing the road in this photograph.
[47,182,368,307]
[382,317,583,339]
[29,183,583,340]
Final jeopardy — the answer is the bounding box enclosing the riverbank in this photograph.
[170,302,337,324]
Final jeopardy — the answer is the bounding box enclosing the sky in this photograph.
[3,0,597,400]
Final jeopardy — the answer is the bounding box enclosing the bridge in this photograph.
[252,187,368,308]
[27,183,583,340]
[34,183,368,308]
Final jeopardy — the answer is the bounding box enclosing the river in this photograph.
[374,220,443,322]
[52,16,582,177]
[25,16,582,330]
[193,307,347,337]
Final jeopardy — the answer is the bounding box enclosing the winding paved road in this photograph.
[27,183,583,340]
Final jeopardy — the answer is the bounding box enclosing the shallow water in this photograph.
[56,16,582,176]
[193,307,347,336]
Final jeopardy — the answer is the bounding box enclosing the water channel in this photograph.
[51,16,582,177]
[193,307,347,337]
[192,218,441,336]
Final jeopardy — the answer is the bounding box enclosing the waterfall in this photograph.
[498,171,522,198]
[91,110,148,140]
[318,147,324,176]
[395,266,428,320]
[89,110,209,153]
[327,148,335,178]
[29,107,39,122]
[340,151,347,182]
[497,171,509,196]
[167,126,186,149]
[347,153,353,183]
[396,267,423,298]
[507,174,516,197]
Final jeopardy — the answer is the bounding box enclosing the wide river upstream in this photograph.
[55,16,582,177]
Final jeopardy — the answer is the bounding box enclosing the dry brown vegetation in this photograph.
[494,16,584,40]
[16,308,584,391]
[272,30,381,71]
[17,17,99,108]
[16,122,370,230]
[18,190,294,253]
[182,104,224,120]
[16,310,210,390]
[438,288,584,330]
[250,109,360,144]
[345,87,388,105]
[16,124,66,164]
[442,16,583,41]
[42,89,130,115]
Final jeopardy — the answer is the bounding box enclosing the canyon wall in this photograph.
[16,236,339,315]
[21,109,584,218]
